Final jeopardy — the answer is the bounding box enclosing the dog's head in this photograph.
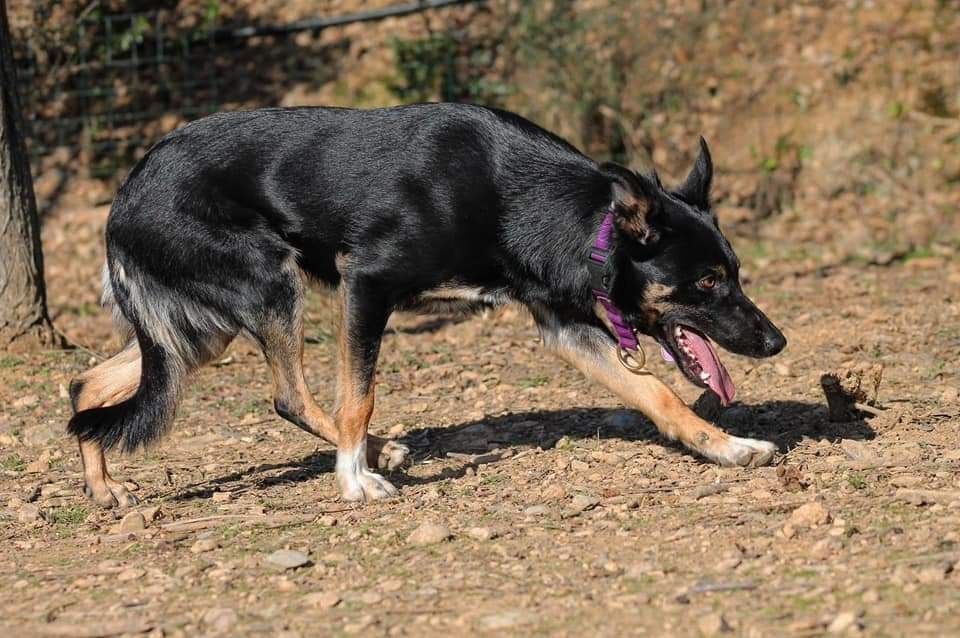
[602,138,786,404]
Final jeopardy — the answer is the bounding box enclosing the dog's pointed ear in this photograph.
[601,163,661,245]
[674,137,713,209]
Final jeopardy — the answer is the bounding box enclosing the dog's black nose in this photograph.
[763,326,787,356]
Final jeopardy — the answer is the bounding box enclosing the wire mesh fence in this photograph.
[12,6,223,178]
[9,0,482,182]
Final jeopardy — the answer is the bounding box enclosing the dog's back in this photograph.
[111,104,599,280]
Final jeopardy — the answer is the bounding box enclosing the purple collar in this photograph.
[589,211,646,370]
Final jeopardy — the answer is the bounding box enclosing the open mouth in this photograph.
[659,325,736,406]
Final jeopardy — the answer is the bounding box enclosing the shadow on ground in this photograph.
[172,400,875,501]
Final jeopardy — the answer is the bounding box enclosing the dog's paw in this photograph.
[374,440,410,471]
[339,444,401,502]
[84,479,139,509]
[338,468,399,502]
[707,436,777,468]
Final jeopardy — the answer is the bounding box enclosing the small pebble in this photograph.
[715,556,742,572]
[380,578,403,592]
[17,504,42,524]
[141,506,162,522]
[13,394,39,408]
[467,526,497,541]
[570,494,600,512]
[25,456,50,474]
[343,615,375,634]
[477,611,538,630]
[357,591,382,605]
[827,611,859,634]
[303,591,341,609]
[266,549,311,570]
[119,511,146,533]
[787,501,831,528]
[202,608,238,634]
[191,538,220,553]
[917,564,949,584]
[697,612,732,635]
[541,484,566,500]
[116,567,144,582]
[275,578,297,592]
[890,475,923,488]
[406,522,452,546]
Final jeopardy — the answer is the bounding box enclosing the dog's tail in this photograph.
[68,256,236,453]
[67,330,180,453]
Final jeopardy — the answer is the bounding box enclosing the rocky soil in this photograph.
[1,203,958,636]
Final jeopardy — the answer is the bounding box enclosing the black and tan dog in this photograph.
[68,103,786,507]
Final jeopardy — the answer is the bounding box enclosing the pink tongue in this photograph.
[683,329,736,406]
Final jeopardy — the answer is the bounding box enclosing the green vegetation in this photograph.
[847,472,868,490]
[49,505,88,528]
[230,397,265,418]
[390,31,506,105]
[0,356,24,369]
[1,454,26,472]
[518,374,550,389]
[752,134,811,174]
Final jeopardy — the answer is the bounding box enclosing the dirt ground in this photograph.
[1,203,959,637]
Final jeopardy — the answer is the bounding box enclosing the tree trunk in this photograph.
[0,0,57,350]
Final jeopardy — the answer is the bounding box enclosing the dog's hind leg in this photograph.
[78,440,138,508]
[332,277,398,502]
[252,266,408,471]
[539,319,777,468]
[70,331,235,508]
[70,343,143,507]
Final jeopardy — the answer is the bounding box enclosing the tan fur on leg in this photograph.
[549,341,776,467]
[72,344,143,507]
[72,343,142,411]
[78,439,138,508]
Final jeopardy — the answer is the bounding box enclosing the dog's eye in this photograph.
[697,275,718,290]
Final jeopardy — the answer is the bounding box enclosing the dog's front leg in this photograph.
[541,321,776,467]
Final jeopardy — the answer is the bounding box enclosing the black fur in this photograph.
[68,332,178,452]
[67,378,85,413]
[68,103,784,451]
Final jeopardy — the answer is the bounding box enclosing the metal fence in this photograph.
[10,1,480,180]
[12,7,221,178]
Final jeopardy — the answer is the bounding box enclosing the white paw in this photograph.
[339,469,398,502]
[375,440,410,471]
[706,436,777,467]
[337,444,399,502]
